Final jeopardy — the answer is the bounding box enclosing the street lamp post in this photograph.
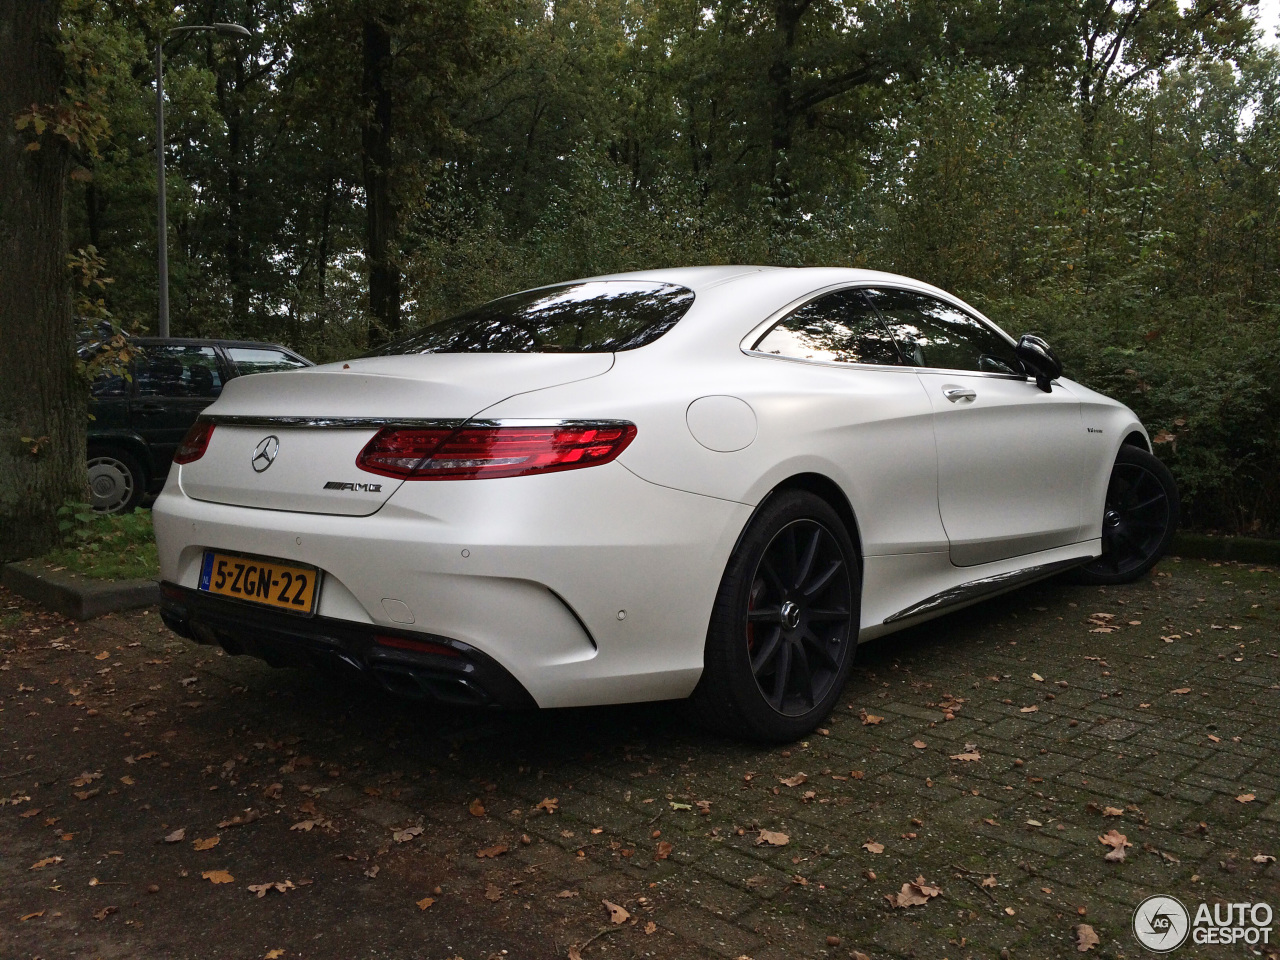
[155,22,251,338]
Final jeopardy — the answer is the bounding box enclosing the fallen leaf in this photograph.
[950,751,982,762]
[218,810,261,829]
[885,875,941,908]
[644,920,656,935]
[1031,673,1044,682]
[1075,923,1100,952]
[655,840,674,860]
[1208,734,1221,743]
[265,952,285,959]
[202,869,235,884]
[484,882,503,902]
[982,875,997,888]
[1099,830,1131,862]
[74,788,100,801]
[1005,906,1016,915]
[669,800,692,810]
[860,711,883,725]
[193,836,220,851]
[1026,819,1043,827]
[476,843,508,859]
[291,820,316,833]
[556,890,577,898]
[779,773,808,787]
[756,829,790,846]
[19,808,41,818]
[1019,705,1039,713]
[248,880,296,898]
[70,771,102,787]
[603,900,630,924]
[95,651,110,660]
[912,740,927,749]
[29,856,63,870]
[468,798,486,817]
[536,797,558,813]
[164,828,186,843]
[1171,688,1192,695]
[392,825,423,843]
[363,865,379,879]
[1252,854,1276,864]
[1102,807,1124,817]
[862,841,884,854]
[416,896,435,910]
[19,911,44,922]
[1237,793,1256,803]
[93,905,117,921]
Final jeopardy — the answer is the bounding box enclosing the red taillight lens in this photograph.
[374,634,461,657]
[173,419,215,464]
[356,423,637,480]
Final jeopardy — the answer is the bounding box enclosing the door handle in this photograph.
[942,386,977,403]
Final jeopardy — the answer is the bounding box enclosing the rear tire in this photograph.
[88,448,146,515]
[690,490,860,743]
[1067,445,1179,585]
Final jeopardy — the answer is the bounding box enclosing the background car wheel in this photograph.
[87,449,146,514]
[691,490,860,743]
[1067,445,1179,585]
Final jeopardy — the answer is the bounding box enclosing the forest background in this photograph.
[49,0,1280,536]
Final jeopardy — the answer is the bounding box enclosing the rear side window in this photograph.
[135,345,224,398]
[752,289,904,366]
[373,281,696,354]
[227,347,309,375]
[862,288,1020,374]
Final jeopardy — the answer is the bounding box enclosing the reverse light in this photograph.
[173,419,216,464]
[356,422,637,480]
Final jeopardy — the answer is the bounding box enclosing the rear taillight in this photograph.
[173,419,215,464]
[356,422,637,480]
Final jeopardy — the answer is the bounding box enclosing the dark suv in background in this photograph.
[87,338,312,513]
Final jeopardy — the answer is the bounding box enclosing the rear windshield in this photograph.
[372,280,695,354]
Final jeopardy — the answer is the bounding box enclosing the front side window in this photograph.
[373,281,696,355]
[227,347,308,376]
[134,345,224,398]
[752,289,905,366]
[863,288,1020,375]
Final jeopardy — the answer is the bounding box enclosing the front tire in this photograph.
[88,448,146,514]
[691,490,860,743]
[1069,445,1179,585]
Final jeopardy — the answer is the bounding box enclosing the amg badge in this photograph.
[324,481,383,492]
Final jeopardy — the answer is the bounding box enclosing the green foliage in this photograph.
[56,1,1280,534]
[45,503,159,581]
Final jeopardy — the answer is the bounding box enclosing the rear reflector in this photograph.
[174,419,216,464]
[356,422,636,480]
[374,634,461,657]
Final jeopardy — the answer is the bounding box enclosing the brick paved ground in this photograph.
[2,556,1278,960]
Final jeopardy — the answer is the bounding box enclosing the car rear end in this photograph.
[152,279,752,709]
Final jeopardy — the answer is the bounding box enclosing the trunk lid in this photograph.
[177,353,613,516]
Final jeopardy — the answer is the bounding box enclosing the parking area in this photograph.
[2,556,1278,960]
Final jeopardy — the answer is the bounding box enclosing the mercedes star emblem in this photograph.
[251,435,280,473]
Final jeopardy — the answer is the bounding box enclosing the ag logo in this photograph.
[251,435,280,473]
[1133,895,1190,952]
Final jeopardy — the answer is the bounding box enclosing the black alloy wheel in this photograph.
[691,490,859,742]
[1069,445,1179,585]
[746,519,853,716]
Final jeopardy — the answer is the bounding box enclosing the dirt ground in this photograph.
[2,556,1278,960]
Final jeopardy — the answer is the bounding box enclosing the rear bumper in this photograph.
[159,582,536,709]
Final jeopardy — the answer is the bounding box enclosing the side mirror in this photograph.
[1016,334,1062,392]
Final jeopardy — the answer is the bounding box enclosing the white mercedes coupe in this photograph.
[153,266,1178,741]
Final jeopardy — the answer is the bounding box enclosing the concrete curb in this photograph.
[1,561,159,621]
[1171,532,1280,565]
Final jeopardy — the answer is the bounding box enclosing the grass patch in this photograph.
[41,505,159,581]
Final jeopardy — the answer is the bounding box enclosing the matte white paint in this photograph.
[154,266,1149,709]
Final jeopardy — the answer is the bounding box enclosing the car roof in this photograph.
[128,337,302,351]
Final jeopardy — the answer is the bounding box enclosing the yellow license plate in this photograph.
[198,551,320,615]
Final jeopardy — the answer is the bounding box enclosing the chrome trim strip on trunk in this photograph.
[882,556,1089,624]
[203,415,635,430]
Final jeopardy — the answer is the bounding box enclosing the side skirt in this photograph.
[881,556,1089,625]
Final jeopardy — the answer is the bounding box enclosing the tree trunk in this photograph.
[361,13,400,344]
[0,0,86,561]
[767,0,809,214]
